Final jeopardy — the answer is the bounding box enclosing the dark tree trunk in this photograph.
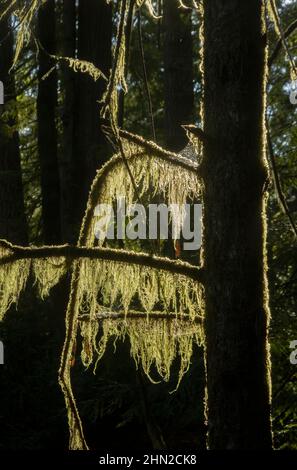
[163,0,194,151]
[118,0,135,128]
[37,0,61,244]
[202,0,273,449]
[73,0,112,236]
[0,17,27,244]
[60,0,76,243]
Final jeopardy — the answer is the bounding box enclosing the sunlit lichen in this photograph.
[33,257,67,299]
[0,246,30,320]
[83,134,200,247]
[80,315,203,390]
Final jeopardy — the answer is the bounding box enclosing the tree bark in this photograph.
[163,0,194,151]
[202,0,273,449]
[0,16,27,244]
[37,0,61,244]
[73,0,112,237]
[60,0,76,243]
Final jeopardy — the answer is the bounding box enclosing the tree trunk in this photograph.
[0,17,27,244]
[118,0,135,129]
[163,0,194,151]
[60,0,76,243]
[73,0,112,236]
[202,0,273,449]
[37,0,61,244]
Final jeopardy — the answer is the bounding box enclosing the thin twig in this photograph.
[266,119,297,238]
[269,18,297,68]
[268,0,297,77]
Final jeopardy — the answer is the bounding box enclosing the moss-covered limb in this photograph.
[0,0,17,22]
[55,117,202,449]
[135,1,161,19]
[0,239,13,251]
[268,18,297,68]
[79,310,204,324]
[12,0,42,68]
[103,126,199,171]
[0,243,204,282]
[181,125,207,143]
[101,0,128,122]
[78,130,200,248]
[58,260,89,450]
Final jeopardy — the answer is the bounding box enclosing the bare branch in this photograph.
[268,18,297,68]
[266,123,297,238]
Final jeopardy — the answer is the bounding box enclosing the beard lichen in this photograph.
[56,129,203,449]
[0,245,30,320]
[80,315,203,390]
[75,258,203,386]
[0,131,203,450]
[0,244,67,319]
[82,133,200,247]
[32,257,67,299]
[1,0,205,452]
[68,130,204,391]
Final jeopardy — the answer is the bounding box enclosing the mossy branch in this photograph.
[182,125,207,144]
[79,310,204,324]
[103,127,199,171]
[0,241,204,282]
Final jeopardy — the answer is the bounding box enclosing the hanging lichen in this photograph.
[55,126,204,449]
[101,0,129,130]
[80,315,203,390]
[76,257,202,318]
[1,0,205,451]
[0,243,68,318]
[74,256,204,385]
[32,257,67,299]
[0,244,30,321]
[82,131,200,247]
[12,0,42,69]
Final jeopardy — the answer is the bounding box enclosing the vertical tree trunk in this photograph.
[118,0,135,129]
[60,0,76,243]
[0,17,27,244]
[37,0,61,244]
[73,0,112,234]
[163,0,194,151]
[202,0,273,449]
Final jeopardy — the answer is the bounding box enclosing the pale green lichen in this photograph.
[76,257,203,385]
[84,137,200,247]
[0,245,67,318]
[85,316,203,390]
[32,257,67,299]
[0,246,30,321]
